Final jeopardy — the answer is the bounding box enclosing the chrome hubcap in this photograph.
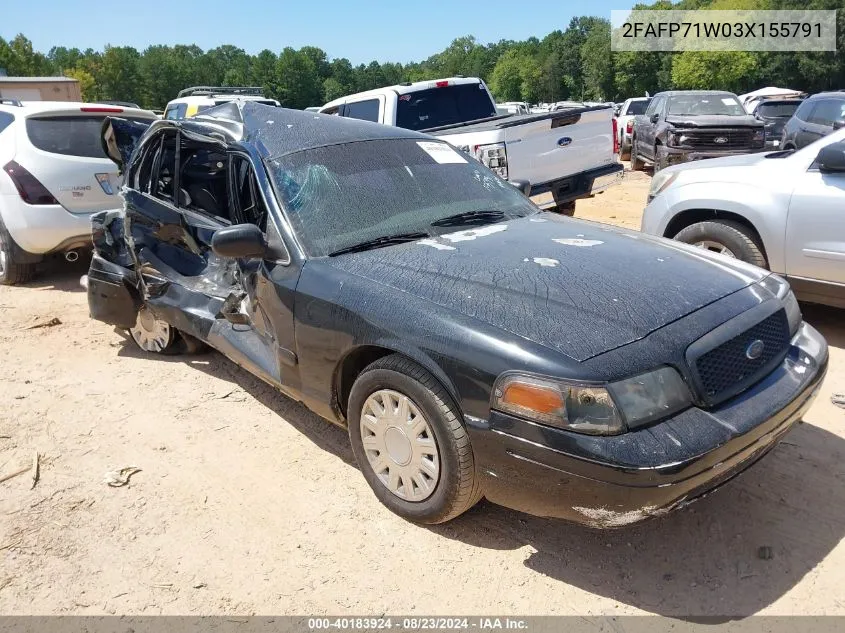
[694,240,737,258]
[129,307,173,352]
[360,389,440,502]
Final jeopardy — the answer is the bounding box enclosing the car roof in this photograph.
[167,101,436,159]
[654,91,738,98]
[0,100,157,118]
[806,91,845,100]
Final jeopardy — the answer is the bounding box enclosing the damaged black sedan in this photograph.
[86,102,828,527]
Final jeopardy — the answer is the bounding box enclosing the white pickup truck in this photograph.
[319,77,623,213]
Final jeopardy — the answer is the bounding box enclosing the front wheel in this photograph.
[674,220,768,268]
[129,306,179,353]
[348,354,482,524]
[630,139,645,171]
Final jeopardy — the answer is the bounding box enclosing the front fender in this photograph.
[659,180,787,272]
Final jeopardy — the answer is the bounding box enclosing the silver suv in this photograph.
[641,129,845,308]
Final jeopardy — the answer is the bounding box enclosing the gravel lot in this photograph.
[1,167,843,617]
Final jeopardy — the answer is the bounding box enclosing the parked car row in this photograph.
[620,87,845,171]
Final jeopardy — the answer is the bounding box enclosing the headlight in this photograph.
[492,368,692,435]
[648,171,679,199]
[752,128,765,147]
[667,132,684,147]
[759,274,801,335]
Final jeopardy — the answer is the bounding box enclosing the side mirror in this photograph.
[650,113,660,123]
[509,179,531,196]
[816,141,845,173]
[833,119,845,130]
[211,224,267,259]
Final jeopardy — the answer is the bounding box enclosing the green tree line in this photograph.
[1,0,842,110]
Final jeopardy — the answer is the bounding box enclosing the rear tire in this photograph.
[551,201,575,216]
[630,139,645,171]
[348,354,482,524]
[0,217,37,286]
[619,143,631,161]
[674,220,768,268]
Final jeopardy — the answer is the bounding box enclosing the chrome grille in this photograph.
[682,129,755,150]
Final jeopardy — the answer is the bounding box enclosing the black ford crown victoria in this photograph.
[86,103,828,527]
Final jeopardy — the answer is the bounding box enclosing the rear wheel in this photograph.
[630,139,645,171]
[619,142,631,161]
[0,217,37,286]
[129,306,179,353]
[674,220,768,268]
[551,201,575,216]
[348,354,482,524]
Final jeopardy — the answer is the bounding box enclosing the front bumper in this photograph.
[466,322,828,527]
[659,145,764,167]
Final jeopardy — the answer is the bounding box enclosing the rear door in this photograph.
[123,127,240,342]
[20,107,156,214]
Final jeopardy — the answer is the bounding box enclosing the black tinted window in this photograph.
[0,111,14,134]
[626,100,650,115]
[268,138,536,257]
[153,134,177,203]
[395,83,497,131]
[26,115,149,158]
[807,99,845,126]
[344,99,380,122]
[757,102,800,118]
[794,100,814,121]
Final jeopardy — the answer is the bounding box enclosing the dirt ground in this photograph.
[1,167,844,617]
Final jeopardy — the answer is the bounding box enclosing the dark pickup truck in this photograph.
[631,91,765,172]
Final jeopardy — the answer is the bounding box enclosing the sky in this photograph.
[2,0,633,65]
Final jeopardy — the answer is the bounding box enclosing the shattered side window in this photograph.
[231,155,268,231]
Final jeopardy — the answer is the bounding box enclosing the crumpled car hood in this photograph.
[324,215,763,361]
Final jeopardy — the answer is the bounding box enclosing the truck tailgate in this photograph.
[434,107,616,186]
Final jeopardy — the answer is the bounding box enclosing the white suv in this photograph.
[163,87,280,120]
[0,100,158,284]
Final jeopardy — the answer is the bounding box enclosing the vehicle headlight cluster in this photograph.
[648,171,679,200]
[667,132,686,147]
[492,367,692,436]
[759,273,802,336]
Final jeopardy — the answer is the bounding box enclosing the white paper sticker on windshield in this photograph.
[417,141,467,164]
[721,98,736,106]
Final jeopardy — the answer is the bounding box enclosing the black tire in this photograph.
[630,139,645,171]
[674,220,768,269]
[654,145,669,172]
[619,143,631,161]
[551,201,576,216]
[348,354,482,524]
[0,217,37,286]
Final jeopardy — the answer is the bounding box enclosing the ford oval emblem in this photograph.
[714,136,729,144]
[745,339,765,360]
[557,137,572,147]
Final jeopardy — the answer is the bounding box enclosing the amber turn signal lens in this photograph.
[501,382,564,414]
